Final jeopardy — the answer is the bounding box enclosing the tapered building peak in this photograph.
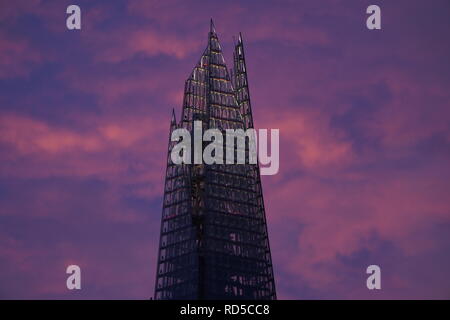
[182,21,243,131]
[210,18,216,33]
[155,22,276,300]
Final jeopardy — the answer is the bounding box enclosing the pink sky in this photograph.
[1,0,450,299]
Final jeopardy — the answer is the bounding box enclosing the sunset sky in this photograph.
[1,0,450,299]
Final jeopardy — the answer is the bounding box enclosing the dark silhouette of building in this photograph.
[154,20,276,300]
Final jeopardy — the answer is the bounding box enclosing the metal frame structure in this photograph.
[154,21,276,300]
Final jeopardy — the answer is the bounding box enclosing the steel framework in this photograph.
[154,21,276,300]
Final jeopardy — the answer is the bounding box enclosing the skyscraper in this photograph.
[154,20,276,300]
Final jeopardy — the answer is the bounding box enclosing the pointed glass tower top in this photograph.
[154,22,277,300]
[181,20,243,131]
